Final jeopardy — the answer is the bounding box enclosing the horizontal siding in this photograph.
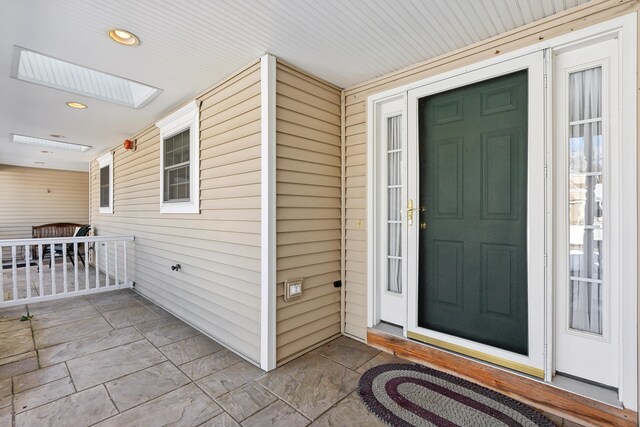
[90,60,263,363]
[341,1,638,341]
[0,165,88,261]
[275,61,343,364]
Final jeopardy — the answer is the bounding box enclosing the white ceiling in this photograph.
[0,0,589,171]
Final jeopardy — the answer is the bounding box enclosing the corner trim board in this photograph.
[260,54,277,371]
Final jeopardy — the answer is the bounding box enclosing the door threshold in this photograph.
[552,374,621,408]
[368,326,636,427]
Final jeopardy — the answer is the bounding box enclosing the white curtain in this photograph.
[387,115,402,293]
[568,67,603,335]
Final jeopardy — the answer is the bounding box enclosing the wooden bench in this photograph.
[32,223,84,240]
[31,223,85,261]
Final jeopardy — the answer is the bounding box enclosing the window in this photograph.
[156,100,200,213]
[97,152,113,214]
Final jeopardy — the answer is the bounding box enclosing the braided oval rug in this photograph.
[359,364,555,427]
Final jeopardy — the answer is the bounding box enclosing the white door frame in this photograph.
[405,51,546,378]
[366,13,637,409]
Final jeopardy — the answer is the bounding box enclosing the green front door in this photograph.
[417,70,529,355]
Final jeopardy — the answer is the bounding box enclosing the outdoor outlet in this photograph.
[284,278,303,302]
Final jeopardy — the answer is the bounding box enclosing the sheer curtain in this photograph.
[387,115,402,293]
[568,67,603,335]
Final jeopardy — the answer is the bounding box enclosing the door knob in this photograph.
[407,199,425,226]
[420,222,427,231]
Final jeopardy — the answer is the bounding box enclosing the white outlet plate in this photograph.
[284,278,303,302]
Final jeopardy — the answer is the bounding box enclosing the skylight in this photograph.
[11,134,92,152]
[11,46,161,109]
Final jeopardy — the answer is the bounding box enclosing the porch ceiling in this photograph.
[0,0,589,171]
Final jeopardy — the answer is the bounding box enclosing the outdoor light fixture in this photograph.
[66,102,87,109]
[12,134,92,152]
[108,29,140,46]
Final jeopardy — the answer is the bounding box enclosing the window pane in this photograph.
[388,258,401,293]
[569,67,602,121]
[569,122,603,173]
[164,165,190,202]
[567,66,603,336]
[164,129,190,167]
[569,280,602,335]
[569,227,603,280]
[99,166,109,208]
[388,188,401,221]
[569,174,603,227]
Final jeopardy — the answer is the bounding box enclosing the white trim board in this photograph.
[260,54,276,371]
[97,151,113,214]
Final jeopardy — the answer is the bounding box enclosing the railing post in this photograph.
[104,242,109,287]
[114,241,119,287]
[11,246,17,301]
[84,242,89,291]
[95,242,99,289]
[24,245,31,299]
[50,243,56,295]
[123,240,128,288]
[38,244,44,296]
[62,243,68,294]
[73,242,78,292]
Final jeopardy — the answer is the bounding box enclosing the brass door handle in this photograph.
[407,200,425,226]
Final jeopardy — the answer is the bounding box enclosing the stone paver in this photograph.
[67,339,166,390]
[180,349,242,380]
[105,361,190,411]
[94,384,221,427]
[14,385,117,427]
[33,316,112,348]
[256,352,360,420]
[216,382,277,422]
[196,361,264,399]
[38,326,143,367]
[242,399,310,427]
[14,377,75,413]
[13,363,68,393]
[159,334,223,365]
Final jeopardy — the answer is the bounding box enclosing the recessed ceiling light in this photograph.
[40,150,51,154]
[34,162,45,164]
[108,29,140,46]
[49,134,65,139]
[12,134,92,152]
[66,102,87,109]
[11,46,160,109]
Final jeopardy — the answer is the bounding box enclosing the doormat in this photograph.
[358,363,555,426]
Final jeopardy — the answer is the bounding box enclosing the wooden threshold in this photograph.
[368,328,637,427]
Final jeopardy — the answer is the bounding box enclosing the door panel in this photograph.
[418,70,529,355]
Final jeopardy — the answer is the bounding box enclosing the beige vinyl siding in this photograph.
[90,60,263,363]
[341,0,639,341]
[275,61,343,364]
[0,165,88,262]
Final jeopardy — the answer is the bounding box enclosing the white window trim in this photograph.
[156,100,201,214]
[97,152,113,214]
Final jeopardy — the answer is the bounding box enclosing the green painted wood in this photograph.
[417,70,529,355]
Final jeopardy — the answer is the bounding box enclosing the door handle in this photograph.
[406,199,425,226]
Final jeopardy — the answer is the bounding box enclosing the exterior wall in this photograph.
[341,0,640,341]
[90,60,263,363]
[274,61,343,364]
[0,165,88,261]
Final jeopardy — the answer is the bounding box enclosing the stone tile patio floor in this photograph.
[0,288,573,427]
[0,288,398,427]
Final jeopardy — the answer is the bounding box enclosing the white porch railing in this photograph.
[0,235,134,307]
